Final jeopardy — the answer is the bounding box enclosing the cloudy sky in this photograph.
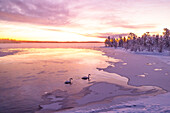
[0,0,169,41]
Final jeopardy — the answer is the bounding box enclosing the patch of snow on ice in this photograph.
[154,68,162,71]
[61,92,170,113]
[137,75,146,77]
[146,63,152,65]
[40,103,62,110]
[47,95,63,102]
[122,63,127,65]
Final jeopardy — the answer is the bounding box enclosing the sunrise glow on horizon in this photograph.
[0,0,170,42]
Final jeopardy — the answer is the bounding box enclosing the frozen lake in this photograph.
[0,43,122,113]
[0,43,169,113]
[0,43,108,112]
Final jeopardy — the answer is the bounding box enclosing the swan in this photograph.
[82,74,91,80]
[65,78,73,84]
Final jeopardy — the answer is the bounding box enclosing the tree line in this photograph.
[105,28,170,53]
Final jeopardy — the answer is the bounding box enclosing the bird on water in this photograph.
[65,78,73,84]
[82,74,91,80]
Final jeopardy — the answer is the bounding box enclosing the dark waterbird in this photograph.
[82,74,91,80]
[65,78,73,84]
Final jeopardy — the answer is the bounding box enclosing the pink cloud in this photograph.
[0,0,169,30]
[0,0,70,26]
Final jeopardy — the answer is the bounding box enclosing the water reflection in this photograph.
[0,48,121,113]
[0,48,166,113]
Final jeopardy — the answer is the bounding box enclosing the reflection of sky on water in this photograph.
[0,48,166,113]
[0,48,123,113]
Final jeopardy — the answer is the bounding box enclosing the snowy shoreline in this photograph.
[96,47,170,91]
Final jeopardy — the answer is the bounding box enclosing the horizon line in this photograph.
[0,39,104,43]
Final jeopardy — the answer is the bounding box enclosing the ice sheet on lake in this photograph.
[59,92,170,113]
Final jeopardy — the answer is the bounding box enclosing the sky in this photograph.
[0,0,170,42]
